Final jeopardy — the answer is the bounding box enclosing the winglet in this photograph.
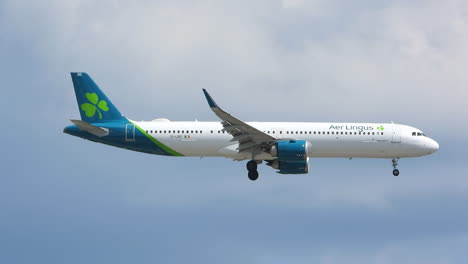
[202,89,219,108]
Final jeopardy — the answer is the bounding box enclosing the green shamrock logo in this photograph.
[80,93,109,119]
[377,126,385,131]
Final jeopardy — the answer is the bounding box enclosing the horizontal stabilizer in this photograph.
[70,119,109,137]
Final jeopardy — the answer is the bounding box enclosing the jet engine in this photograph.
[268,140,309,174]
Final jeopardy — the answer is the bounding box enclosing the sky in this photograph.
[1,0,468,263]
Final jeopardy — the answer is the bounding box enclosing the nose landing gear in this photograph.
[247,160,259,181]
[392,158,400,176]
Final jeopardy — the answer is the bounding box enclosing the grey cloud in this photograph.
[3,0,467,125]
[1,1,468,263]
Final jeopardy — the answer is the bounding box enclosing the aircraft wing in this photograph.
[202,89,277,153]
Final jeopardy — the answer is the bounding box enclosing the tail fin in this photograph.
[71,72,125,123]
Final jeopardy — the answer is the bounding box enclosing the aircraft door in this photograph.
[125,124,135,141]
[391,124,401,143]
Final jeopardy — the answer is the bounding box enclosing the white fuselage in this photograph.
[135,120,439,160]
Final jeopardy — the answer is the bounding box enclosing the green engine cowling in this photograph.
[268,140,310,174]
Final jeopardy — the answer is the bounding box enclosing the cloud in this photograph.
[2,0,467,211]
[3,0,467,129]
[1,1,468,263]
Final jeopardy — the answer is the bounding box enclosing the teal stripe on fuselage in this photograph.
[63,119,182,156]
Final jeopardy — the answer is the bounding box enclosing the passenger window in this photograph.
[327,132,330,135]
[381,132,383,135]
[211,130,213,133]
[314,131,316,134]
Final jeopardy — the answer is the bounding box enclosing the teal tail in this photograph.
[71,72,125,123]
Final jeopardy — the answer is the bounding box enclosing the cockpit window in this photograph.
[412,132,416,136]
[417,132,422,136]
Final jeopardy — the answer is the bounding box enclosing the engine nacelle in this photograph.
[269,140,309,174]
[268,158,309,174]
[270,140,307,160]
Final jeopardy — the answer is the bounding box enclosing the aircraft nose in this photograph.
[429,139,439,153]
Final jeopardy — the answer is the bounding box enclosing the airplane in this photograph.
[64,72,439,181]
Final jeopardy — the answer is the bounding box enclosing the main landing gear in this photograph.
[247,160,259,181]
[392,158,400,176]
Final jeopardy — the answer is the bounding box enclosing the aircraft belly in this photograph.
[309,140,393,158]
[157,137,231,157]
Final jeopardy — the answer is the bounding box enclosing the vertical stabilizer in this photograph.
[71,72,125,123]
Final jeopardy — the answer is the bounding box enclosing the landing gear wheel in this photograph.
[248,171,259,181]
[246,160,258,171]
[391,158,400,177]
